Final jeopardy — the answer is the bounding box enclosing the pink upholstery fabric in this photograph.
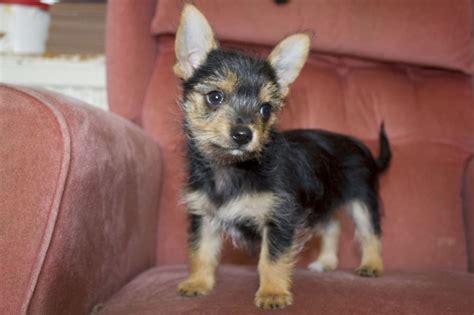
[465,157,474,271]
[0,85,162,314]
[142,37,474,270]
[99,265,474,314]
[153,0,474,74]
[106,0,158,124]
[0,86,67,314]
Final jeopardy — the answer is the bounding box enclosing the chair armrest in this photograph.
[106,0,158,124]
[0,85,162,314]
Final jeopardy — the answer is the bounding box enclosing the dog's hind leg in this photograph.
[308,217,340,272]
[349,200,384,277]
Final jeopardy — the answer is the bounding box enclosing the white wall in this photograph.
[0,54,108,111]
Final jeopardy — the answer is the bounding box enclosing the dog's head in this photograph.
[174,4,310,164]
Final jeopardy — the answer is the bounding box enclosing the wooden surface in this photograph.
[46,3,106,54]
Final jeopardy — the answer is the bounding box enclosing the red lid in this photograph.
[0,0,50,10]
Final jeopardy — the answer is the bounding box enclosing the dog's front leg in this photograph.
[255,222,296,309]
[178,215,223,297]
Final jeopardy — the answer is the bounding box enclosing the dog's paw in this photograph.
[308,257,338,273]
[255,290,293,310]
[177,278,213,297]
[355,264,383,277]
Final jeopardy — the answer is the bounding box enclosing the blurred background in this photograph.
[0,0,108,110]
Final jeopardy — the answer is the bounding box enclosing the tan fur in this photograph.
[192,70,238,95]
[356,235,384,276]
[183,190,214,215]
[217,70,238,94]
[255,228,295,309]
[251,99,278,150]
[249,82,281,154]
[350,201,384,277]
[177,217,223,296]
[183,91,234,156]
[245,125,263,153]
[173,63,187,80]
[258,82,281,104]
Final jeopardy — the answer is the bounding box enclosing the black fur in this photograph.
[182,48,391,261]
[188,214,202,251]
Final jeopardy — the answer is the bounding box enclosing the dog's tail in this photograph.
[376,122,391,173]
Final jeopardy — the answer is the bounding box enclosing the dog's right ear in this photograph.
[174,4,217,80]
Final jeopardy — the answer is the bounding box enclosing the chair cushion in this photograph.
[152,0,474,74]
[142,37,474,270]
[98,265,474,314]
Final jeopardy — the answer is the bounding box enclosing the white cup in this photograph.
[0,4,50,54]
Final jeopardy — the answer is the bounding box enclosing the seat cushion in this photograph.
[98,265,474,314]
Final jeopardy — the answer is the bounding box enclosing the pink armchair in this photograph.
[0,86,161,314]
[1,1,474,314]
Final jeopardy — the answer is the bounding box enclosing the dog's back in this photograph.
[282,124,391,277]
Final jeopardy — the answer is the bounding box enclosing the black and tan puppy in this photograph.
[174,5,391,310]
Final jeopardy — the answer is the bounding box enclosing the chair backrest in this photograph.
[107,0,474,271]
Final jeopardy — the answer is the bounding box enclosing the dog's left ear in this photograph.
[268,33,310,96]
[174,4,217,80]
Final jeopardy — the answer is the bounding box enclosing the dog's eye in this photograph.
[206,90,224,107]
[259,103,272,120]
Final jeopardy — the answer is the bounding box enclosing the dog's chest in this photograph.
[213,167,232,195]
[184,190,279,229]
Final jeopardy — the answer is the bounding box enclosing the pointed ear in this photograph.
[174,4,217,79]
[268,33,310,96]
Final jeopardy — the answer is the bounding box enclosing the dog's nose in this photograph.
[231,126,252,146]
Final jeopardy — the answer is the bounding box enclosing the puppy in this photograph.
[174,4,391,310]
